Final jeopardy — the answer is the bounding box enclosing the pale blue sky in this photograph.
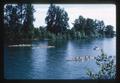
[33,4,116,31]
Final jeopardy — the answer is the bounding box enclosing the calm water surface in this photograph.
[4,37,116,79]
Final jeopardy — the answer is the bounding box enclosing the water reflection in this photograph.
[4,37,116,79]
[66,39,98,58]
[44,40,68,79]
[4,47,33,79]
[30,40,48,79]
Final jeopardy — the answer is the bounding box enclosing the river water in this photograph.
[4,37,116,79]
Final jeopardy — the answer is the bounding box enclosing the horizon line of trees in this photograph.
[4,4,115,44]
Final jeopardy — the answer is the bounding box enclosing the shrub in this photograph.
[86,49,116,79]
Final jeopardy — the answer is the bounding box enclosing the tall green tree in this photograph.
[45,4,69,34]
[84,18,96,37]
[4,4,21,42]
[73,16,86,31]
[95,20,105,35]
[22,4,35,39]
[72,15,114,38]
[104,25,114,36]
[73,16,97,38]
[4,4,35,44]
[4,5,19,30]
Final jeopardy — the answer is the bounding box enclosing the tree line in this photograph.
[4,4,115,44]
[4,4,35,44]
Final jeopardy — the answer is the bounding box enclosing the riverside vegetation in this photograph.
[86,49,115,79]
[4,4,116,79]
[4,4,115,44]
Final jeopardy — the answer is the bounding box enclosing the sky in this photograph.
[33,4,116,31]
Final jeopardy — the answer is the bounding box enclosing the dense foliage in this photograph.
[4,4,35,44]
[45,4,69,34]
[86,49,116,79]
[4,4,115,44]
[72,16,115,38]
[4,4,116,79]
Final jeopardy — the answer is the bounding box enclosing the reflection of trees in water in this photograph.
[4,47,33,79]
[45,40,69,78]
[46,40,68,64]
[7,47,32,57]
[47,39,94,49]
[69,39,94,48]
[47,40,68,48]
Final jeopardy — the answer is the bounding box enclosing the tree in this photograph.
[104,25,114,37]
[73,16,86,31]
[86,49,115,79]
[73,16,97,38]
[95,20,105,36]
[4,5,18,30]
[22,4,35,39]
[72,15,115,38]
[4,4,26,30]
[84,18,96,37]
[45,4,69,34]
[16,4,26,25]
[4,4,35,44]
[4,4,21,43]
